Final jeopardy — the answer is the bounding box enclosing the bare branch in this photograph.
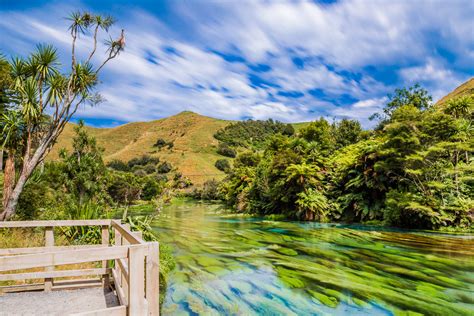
[86,24,100,63]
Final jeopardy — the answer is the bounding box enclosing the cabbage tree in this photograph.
[0,11,124,220]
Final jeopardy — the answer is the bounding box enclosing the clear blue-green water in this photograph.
[149,200,474,315]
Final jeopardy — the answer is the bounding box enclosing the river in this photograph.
[146,199,474,315]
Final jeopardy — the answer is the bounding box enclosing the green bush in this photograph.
[157,162,173,174]
[215,159,231,172]
[191,179,222,200]
[142,178,162,200]
[217,143,236,158]
[128,155,159,169]
[106,159,130,172]
[143,163,156,174]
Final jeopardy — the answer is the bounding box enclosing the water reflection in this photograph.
[149,200,474,315]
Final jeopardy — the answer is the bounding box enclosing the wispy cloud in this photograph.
[0,0,473,128]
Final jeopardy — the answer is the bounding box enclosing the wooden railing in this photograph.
[0,219,159,316]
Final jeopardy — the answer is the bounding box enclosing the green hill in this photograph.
[52,111,230,184]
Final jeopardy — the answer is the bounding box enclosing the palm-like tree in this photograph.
[0,54,13,171]
[296,188,329,221]
[284,162,322,190]
[1,110,24,210]
[0,11,124,220]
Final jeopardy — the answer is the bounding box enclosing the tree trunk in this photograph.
[0,149,3,171]
[0,171,29,220]
[0,141,46,221]
[2,151,15,212]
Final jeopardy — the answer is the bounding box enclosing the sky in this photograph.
[0,0,473,128]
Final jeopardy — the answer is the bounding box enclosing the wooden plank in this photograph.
[121,234,130,305]
[0,219,111,228]
[128,245,146,315]
[0,244,109,256]
[70,306,126,316]
[0,268,110,281]
[117,258,129,282]
[0,279,102,293]
[44,226,54,292]
[146,242,160,316]
[0,246,129,272]
[102,225,110,289]
[52,278,102,290]
[111,220,145,245]
[0,283,44,293]
[112,267,128,307]
[114,228,122,288]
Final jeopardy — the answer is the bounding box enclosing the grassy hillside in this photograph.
[52,112,316,185]
[52,111,230,185]
[435,77,474,106]
[291,122,312,132]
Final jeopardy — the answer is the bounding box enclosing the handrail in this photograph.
[111,220,145,245]
[0,245,130,272]
[0,219,111,228]
[0,219,160,316]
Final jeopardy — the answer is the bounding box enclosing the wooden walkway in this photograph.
[0,220,160,315]
[0,287,120,315]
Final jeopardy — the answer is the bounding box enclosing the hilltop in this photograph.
[435,78,474,106]
[51,111,230,184]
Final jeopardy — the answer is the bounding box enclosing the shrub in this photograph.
[133,169,147,177]
[142,178,162,200]
[217,143,236,158]
[215,159,231,172]
[157,162,173,174]
[107,173,142,205]
[143,163,156,174]
[155,174,168,182]
[173,173,192,188]
[199,179,221,200]
[153,138,167,148]
[234,151,260,167]
[107,159,130,172]
[128,155,159,169]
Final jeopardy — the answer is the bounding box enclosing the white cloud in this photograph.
[0,0,472,128]
[399,59,464,101]
[331,97,387,128]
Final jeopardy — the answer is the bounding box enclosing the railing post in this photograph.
[122,224,130,303]
[44,226,54,292]
[101,225,110,289]
[128,245,146,315]
[114,227,122,288]
[146,242,160,316]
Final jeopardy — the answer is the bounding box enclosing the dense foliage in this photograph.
[12,124,176,221]
[220,87,473,230]
[214,119,295,149]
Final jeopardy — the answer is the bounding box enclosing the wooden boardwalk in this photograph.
[0,287,120,315]
[0,220,160,315]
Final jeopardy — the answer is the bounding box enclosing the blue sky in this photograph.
[0,0,473,128]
